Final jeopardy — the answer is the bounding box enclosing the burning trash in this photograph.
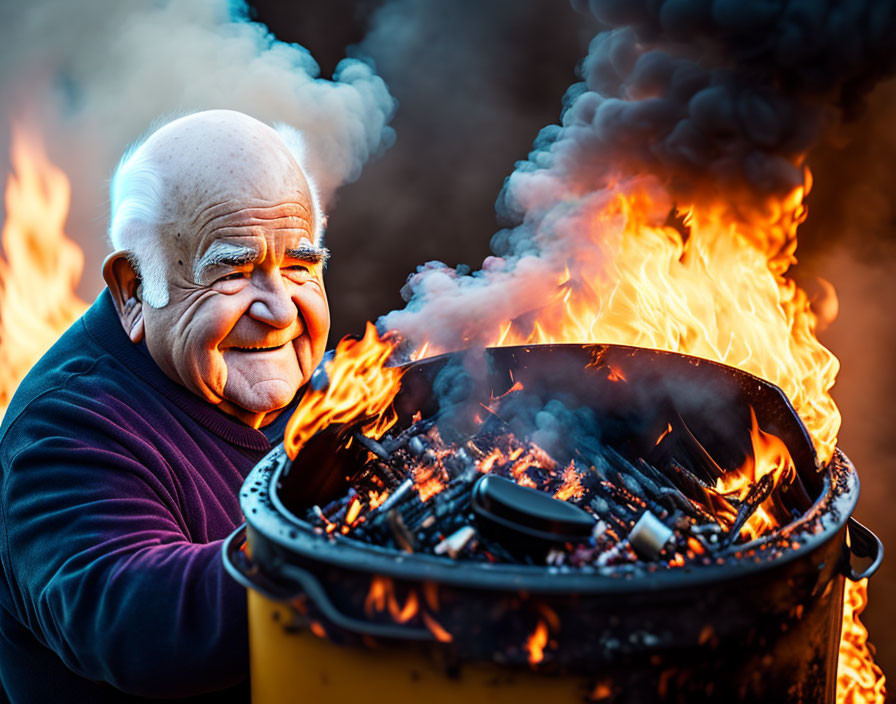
[278,325,818,574]
[226,341,881,704]
[300,384,807,570]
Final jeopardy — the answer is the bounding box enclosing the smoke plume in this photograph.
[0,0,396,284]
[380,0,896,351]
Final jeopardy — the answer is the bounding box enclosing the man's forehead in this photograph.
[149,113,315,224]
[191,199,315,239]
[187,198,312,248]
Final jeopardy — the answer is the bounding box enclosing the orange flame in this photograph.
[363,575,446,638]
[525,619,549,665]
[605,365,627,383]
[838,579,886,704]
[421,611,453,643]
[417,184,839,467]
[413,464,447,502]
[0,126,87,420]
[368,489,390,510]
[364,575,389,616]
[476,443,556,490]
[553,462,584,501]
[655,422,673,446]
[388,588,419,624]
[715,408,796,541]
[716,409,795,501]
[345,498,362,525]
[283,322,404,459]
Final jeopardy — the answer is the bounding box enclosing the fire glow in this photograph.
[363,575,451,643]
[0,132,884,700]
[424,183,839,468]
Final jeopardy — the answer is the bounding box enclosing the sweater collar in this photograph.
[83,289,298,452]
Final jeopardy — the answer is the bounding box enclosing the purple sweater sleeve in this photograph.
[0,394,249,697]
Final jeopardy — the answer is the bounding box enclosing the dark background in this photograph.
[247,0,896,689]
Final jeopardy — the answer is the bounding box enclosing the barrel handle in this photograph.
[222,524,295,602]
[277,562,436,642]
[222,524,436,642]
[844,517,883,581]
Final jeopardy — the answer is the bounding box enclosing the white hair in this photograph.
[108,137,172,308]
[272,122,327,243]
[107,117,326,309]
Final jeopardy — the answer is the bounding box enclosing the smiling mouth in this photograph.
[230,341,291,353]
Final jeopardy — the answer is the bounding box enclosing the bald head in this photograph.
[143,110,314,225]
[109,109,325,307]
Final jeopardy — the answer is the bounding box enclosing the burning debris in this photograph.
[230,339,880,703]
[283,322,404,460]
[301,383,805,570]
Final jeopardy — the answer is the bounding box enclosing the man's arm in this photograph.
[0,396,248,698]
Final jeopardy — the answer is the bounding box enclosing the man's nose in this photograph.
[247,273,298,329]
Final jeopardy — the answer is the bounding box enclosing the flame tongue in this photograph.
[839,579,887,703]
[715,409,795,502]
[283,322,404,460]
[713,408,797,541]
[0,126,87,421]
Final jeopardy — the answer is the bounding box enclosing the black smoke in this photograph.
[380,0,896,353]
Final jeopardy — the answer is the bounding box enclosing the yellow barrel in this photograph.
[246,588,593,704]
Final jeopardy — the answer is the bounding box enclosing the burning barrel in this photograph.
[223,344,882,703]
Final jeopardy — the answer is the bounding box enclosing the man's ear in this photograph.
[102,251,145,343]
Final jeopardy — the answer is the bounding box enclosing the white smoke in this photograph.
[0,0,396,295]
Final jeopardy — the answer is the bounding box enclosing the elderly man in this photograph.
[0,110,330,701]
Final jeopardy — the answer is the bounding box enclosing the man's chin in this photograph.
[221,378,302,415]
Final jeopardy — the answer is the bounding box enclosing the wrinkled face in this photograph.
[141,196,330,421]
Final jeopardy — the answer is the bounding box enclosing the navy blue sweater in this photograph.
[0,289,296,702]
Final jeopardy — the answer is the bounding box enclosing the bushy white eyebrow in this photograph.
[285,238,330,265]
[193,242,258,283]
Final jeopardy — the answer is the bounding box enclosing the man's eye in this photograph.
[284,264,314,280]
[216,272,246,283]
